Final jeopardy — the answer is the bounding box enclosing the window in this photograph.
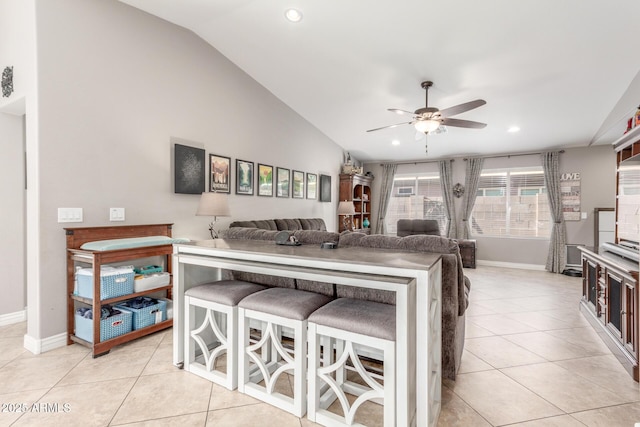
[385,174,446,235]
[471,168,551,238]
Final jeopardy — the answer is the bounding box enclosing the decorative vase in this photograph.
[363,218,370,228]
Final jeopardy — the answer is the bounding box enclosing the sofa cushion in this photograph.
[220,227,280,241]
[229,220,257,228]
[293,230,339,245]
[275,218,303,231]
[397,219,441,237]
[299,218,327,231]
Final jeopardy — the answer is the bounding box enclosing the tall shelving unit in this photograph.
[339,173,373,233]
[65,224,174,357]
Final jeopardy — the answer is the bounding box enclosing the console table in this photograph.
[172,239,442,426]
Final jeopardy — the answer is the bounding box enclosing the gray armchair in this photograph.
[396,219,440,237]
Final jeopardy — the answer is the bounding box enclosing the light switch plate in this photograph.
[581,212,587,220]
[57,208,83,223]
[110,207,125,221]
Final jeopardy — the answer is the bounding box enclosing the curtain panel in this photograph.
[542,151,567,273]
[374,163,397,234]
[461,157,484,239]
[439,160,457,238]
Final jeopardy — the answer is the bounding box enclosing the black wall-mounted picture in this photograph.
[236,159,254,195]
[210,154,231,193]
[277,167,290,198]
[174,143,205,194]
[319,174,331,202]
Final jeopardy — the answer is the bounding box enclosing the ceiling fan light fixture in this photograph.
[414,119,440,133]
[284,8,303,23]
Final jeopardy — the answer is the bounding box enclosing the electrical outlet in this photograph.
[57,208,83,223]
[110,207,125,221]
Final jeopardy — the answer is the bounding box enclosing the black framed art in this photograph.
[319,174,331,202]
[292,170,305,199]
[258,163,274,197]
[210,154,231,193]
[306,173,317,199]
[174,143,205,194]
[236,159,254,195]
[277,167,290,198]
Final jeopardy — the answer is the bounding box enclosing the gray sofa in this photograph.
[229,218,327,231]
[396,219,441,236]
[219,227,470,380]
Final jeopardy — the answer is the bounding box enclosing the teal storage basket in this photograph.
[75,308,132,343]
[116,298,167,330]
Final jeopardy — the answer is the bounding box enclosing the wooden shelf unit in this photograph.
[339,173,373,233]
[65,224,174,357]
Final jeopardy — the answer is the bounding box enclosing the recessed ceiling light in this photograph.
[392,140,400,146]
[284,8,303,23]
[508,126,520,133]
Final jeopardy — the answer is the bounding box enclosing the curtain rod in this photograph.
[463,149,565,161]
[378,158,455,166]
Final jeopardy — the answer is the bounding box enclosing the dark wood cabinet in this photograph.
[339,174,373,233]
[580,246,639,381]
[457,239,476,268]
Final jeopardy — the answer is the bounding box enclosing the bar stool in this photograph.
[307,298,396,426]
[238,287,333,417]
[184,280,267,390]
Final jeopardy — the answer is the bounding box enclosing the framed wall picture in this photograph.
[236,159,254,195]
[276,167,290,198]
[209,154,231,193]
[257,163,274,197]
[174,143,205,194]
[292,170,305,199]
[319,174,331,202]
[306,173,317,199]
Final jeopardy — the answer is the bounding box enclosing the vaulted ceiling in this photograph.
[121,0,640,162]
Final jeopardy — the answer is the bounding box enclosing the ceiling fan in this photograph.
[367,81,487,136]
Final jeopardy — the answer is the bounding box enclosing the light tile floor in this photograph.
[0,266,638,426]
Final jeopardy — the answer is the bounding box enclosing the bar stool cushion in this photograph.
[185,280,267,306]
[239,288,332,320]
[308,298,396,341]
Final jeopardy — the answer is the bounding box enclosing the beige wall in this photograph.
[12,0,343,339]
[0,113,25,316]
[366,144,617,268]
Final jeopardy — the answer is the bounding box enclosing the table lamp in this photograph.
[337,200,356,231]
[196,192,231,238]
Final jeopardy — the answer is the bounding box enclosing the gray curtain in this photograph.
[374,163,397,234]
[439,160,457,238]
[461,157,484,239]
[542,151,567,273]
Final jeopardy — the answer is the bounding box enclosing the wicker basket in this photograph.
[116,298,167,330]
[76,266,134,300]
[75,307,132,343]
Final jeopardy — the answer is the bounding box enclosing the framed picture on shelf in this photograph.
[292,170,305,199]
[236,159,254,195]
[306,173,317,199]
[319,174,331,202]
[174,143,205,194]
[209,154,231,193]
[276,167,290,198]
[257,163,274,197]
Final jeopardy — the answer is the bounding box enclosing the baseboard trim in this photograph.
[476,260,546,271]
[23,332,67,355]
[0,310,26,326]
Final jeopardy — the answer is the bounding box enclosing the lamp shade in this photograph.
[196,192,231,217]
[414,119,440,133]
[337,201,356,215]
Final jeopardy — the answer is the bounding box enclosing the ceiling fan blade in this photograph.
[387,108,416,116]
[441,117,486,129]
[366,121,413,132]
[439,99,486,118]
